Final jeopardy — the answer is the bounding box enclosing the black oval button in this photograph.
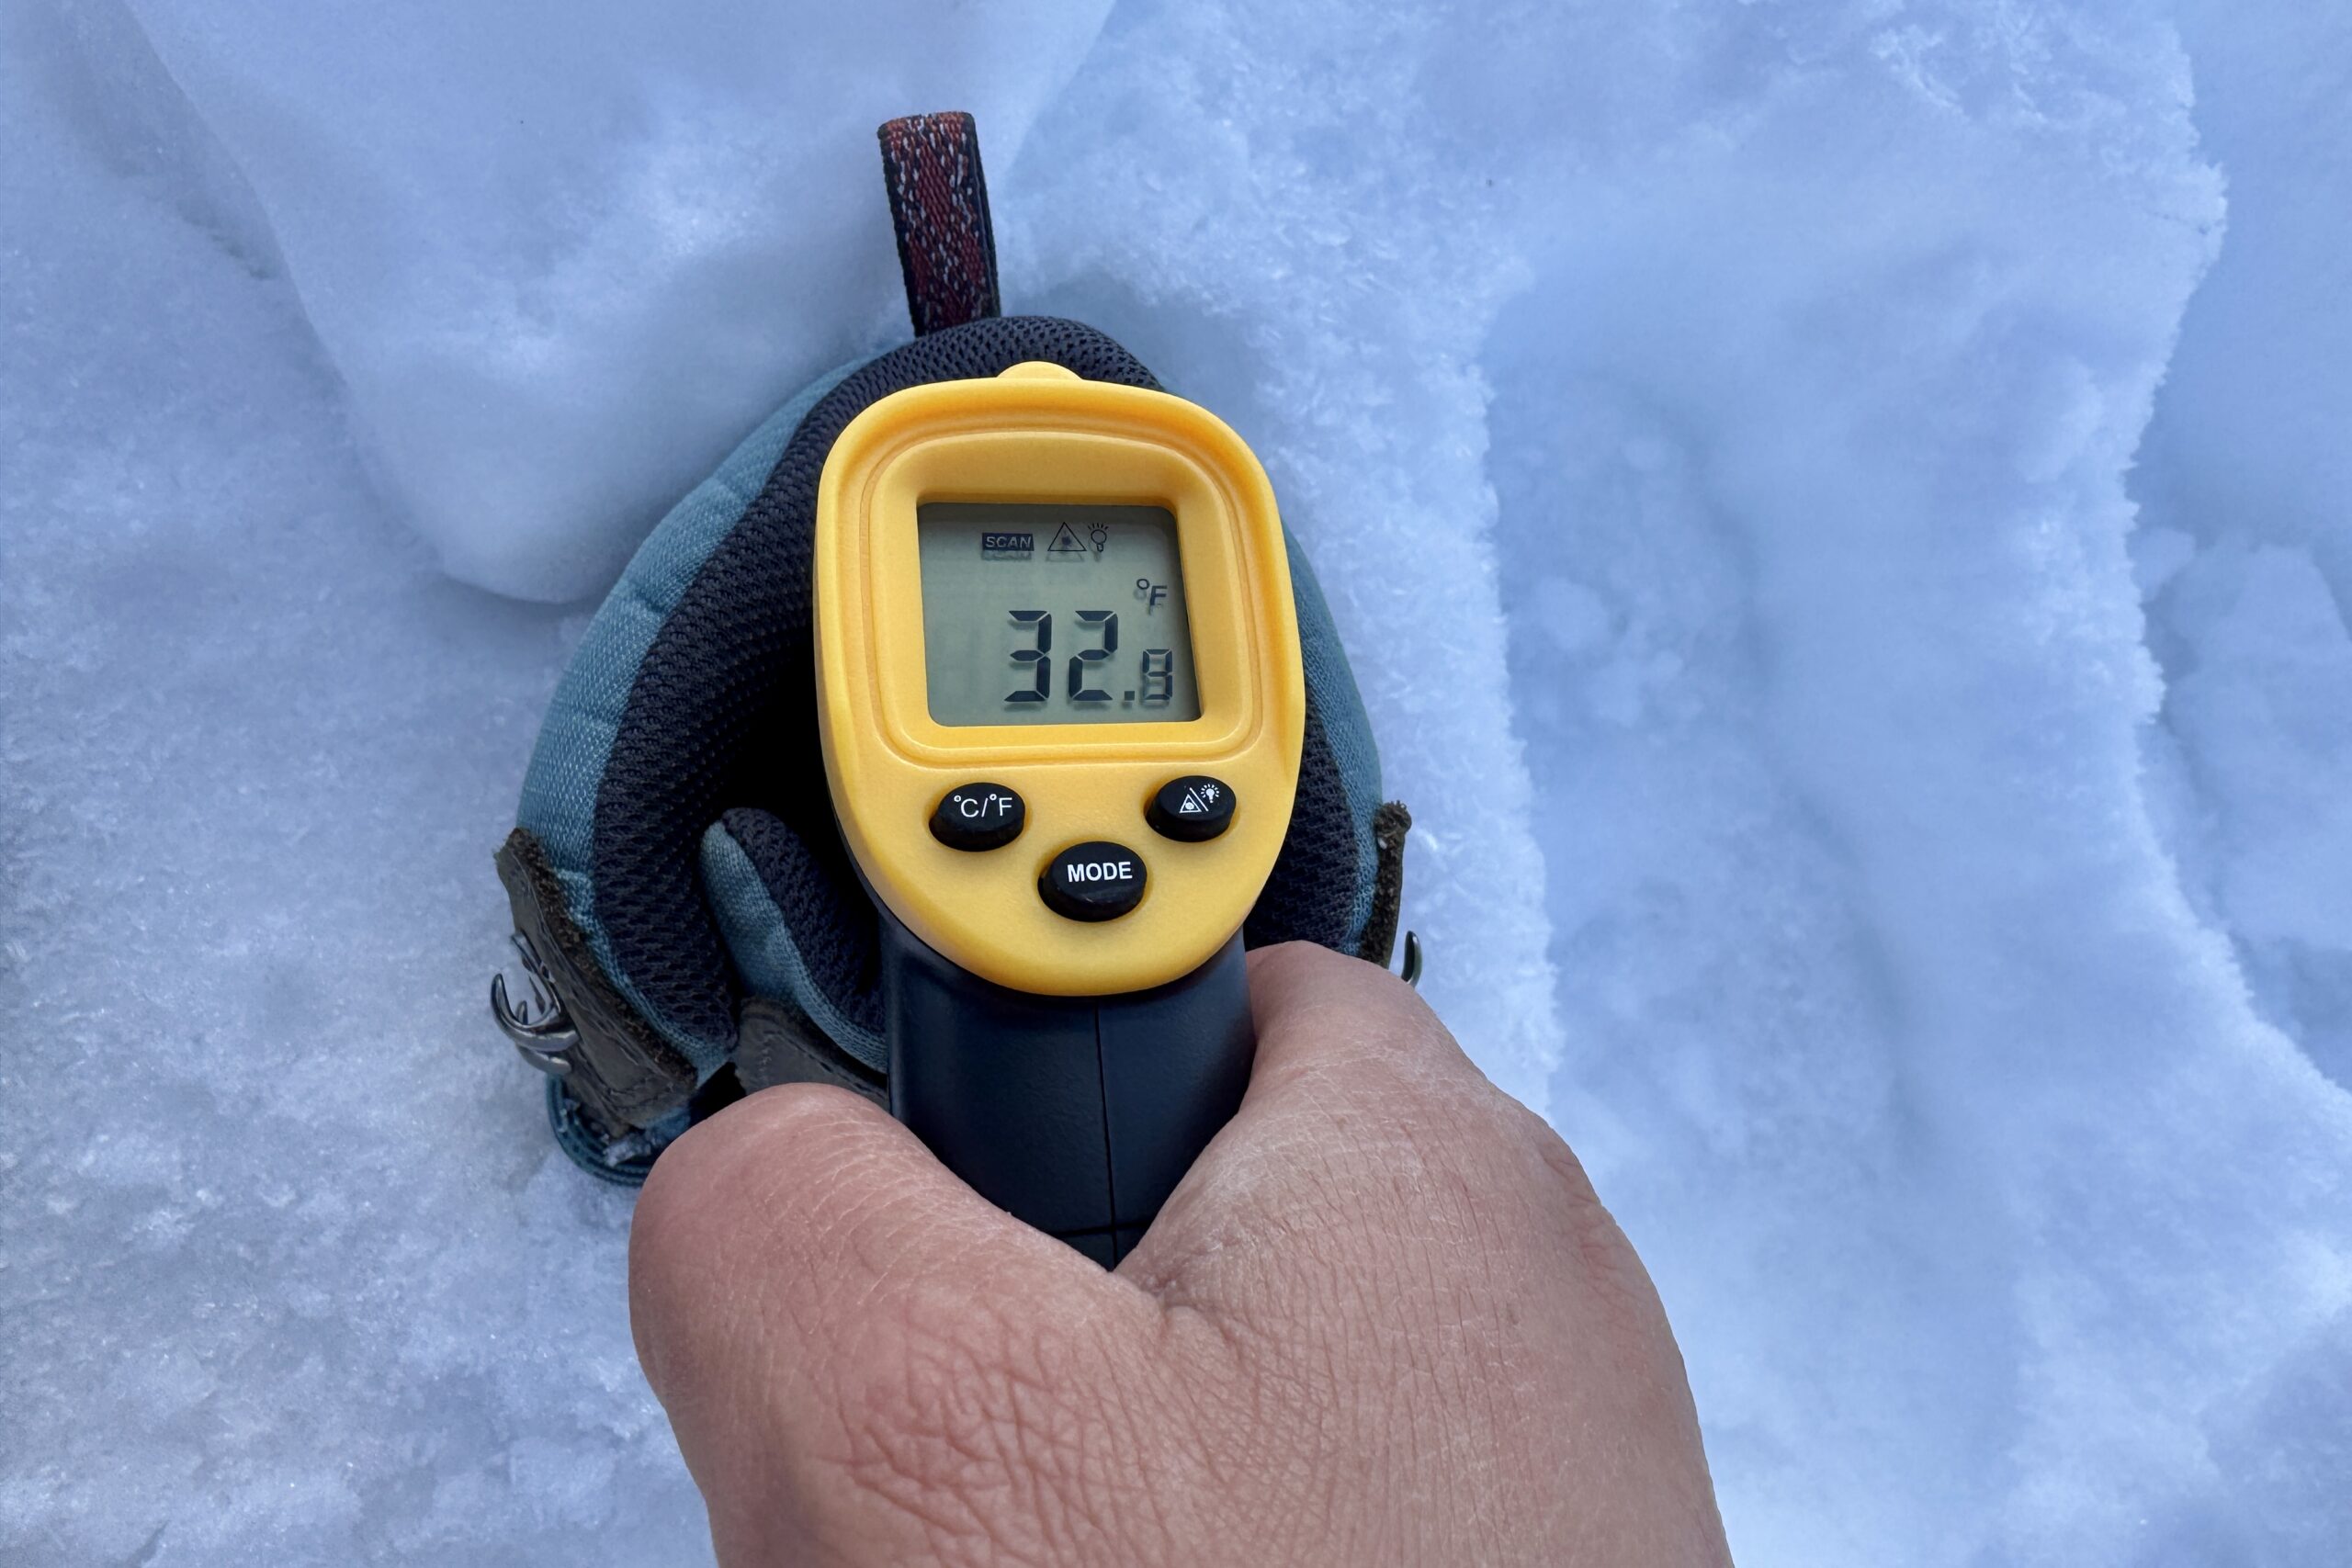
[1039,841,1148,921]
[931,783,1025,851]
[1146,776,1236,842]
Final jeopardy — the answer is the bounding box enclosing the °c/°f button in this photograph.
[931,784,1025,852]
[1039,841,1148,922]
[1147,776,1236,842]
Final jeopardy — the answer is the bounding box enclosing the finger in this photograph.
[630,1078,1105,1393]
[1240,939,1485,1106]
[628,1090,1088,1493]
[630,1084,1159,1563]
[1238,940,1593,1200]
[1126,942,1596,1292]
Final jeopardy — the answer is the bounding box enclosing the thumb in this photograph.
[627,1083,1122,1559]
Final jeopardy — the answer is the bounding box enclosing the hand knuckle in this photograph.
[823,1293,1139,1562]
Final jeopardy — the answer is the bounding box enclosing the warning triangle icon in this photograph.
[1179,788,1206,815]
[1046,523,1088,555]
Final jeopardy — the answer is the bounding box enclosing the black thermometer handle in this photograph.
[880,910,1255,1265]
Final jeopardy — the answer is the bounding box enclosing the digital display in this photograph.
[917,502,1202,727]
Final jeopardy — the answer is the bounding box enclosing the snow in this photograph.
[4,0,2348,1563]
[120,0,1114,604]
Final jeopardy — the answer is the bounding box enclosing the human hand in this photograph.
[629,941,1731,1565]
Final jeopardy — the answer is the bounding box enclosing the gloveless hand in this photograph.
[630,941,1732,1566]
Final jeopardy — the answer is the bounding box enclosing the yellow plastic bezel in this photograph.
[814,364,1304,997]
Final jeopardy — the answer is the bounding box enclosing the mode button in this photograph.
[1039,841,1148,922]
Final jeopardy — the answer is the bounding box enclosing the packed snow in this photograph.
[3,0,2347,1562]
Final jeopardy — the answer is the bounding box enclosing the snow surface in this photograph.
[4,0,2349,1562]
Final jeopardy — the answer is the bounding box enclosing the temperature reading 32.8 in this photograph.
[917,502,1203,726]
[1000,610,1179,710]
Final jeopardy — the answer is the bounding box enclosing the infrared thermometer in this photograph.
[813,362,1304,1263]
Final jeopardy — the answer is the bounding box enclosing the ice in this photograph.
[6,0,2351,1562]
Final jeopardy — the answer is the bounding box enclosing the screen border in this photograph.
[912,500,1204,728]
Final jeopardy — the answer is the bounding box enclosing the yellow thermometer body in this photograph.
[813,363,1306,1259]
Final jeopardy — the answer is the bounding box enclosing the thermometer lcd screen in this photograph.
[917,502,1202,727]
